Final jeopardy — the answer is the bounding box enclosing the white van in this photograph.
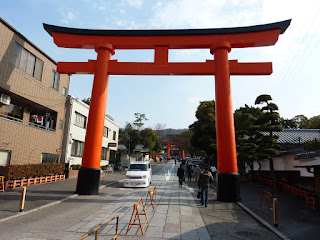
[124,161,152,187]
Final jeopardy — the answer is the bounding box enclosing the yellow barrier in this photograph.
[0,176,5,192]
[126,198,148,235]
[78,215,119,240]
[258,191,273,216]
[145,186,157,211]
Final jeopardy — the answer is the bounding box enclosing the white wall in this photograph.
[250,154,314,177]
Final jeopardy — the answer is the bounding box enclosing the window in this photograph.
[5,103,24,120]
[62,87,67,96]
[20,48,28,71]
[128,164,147,171]
[101,147,108,160]
[12,43,22,66]
[29,111,57,130]
[11,42,43,80]
[51,70,60,91]
[0,150,10,166]
[113,131,116,140]
[74,112,87,128]
[34,58,43,80]
[41,153,59,163]
[58,120,63,129]
[71,140,84,157]
[103,127,109,138]
[26,53,36,76]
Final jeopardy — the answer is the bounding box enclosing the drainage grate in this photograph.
[228,229,271,240]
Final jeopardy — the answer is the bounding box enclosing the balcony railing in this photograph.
[0,113,55,132]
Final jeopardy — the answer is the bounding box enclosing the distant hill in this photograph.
[155,128,188,140]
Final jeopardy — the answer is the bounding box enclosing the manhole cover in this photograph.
[228,229,271,240]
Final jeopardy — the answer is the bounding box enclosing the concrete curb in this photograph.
[211,183,290,240]
[237,202,291,240]
[0,181,117,224]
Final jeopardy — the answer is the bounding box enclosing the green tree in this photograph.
[234,104,262,174]
[133,113,148,130]
[140,128,158,155]
[189,100,216,160]
[307,115,320,129]
[82,97,91,105]
[119,123,141,155]
[255,94,283,187]
[152,138,163,155]
[291,115,309,129]
[303,139,320,151]
[280,117,298,129]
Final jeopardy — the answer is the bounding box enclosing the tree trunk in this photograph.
[238,160,245,176]
[269,157,279,188]
[257,161,262,172]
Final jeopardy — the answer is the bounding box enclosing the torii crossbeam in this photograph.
[44,20,290,202]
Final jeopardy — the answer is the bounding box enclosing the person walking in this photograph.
[198,166,213,207]
[177,164,185,187]
[210,165,217,175]
[194,165,202,183]
[187,165,192,181]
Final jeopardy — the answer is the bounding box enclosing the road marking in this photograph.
[188,188,194,193]
[119,188,133,190]
[164,163,175,181]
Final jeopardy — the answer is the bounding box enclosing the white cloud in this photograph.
[126,0,143,8]
[114,18,139,29]
[150,0,262,29]
[59,9,76,24]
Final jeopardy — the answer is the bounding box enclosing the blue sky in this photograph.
[1,0,320,129]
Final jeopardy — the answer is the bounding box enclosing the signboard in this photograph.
[163,159,168,164]
[108,142,117,148]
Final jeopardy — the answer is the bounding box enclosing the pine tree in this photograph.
[255,94,283,187]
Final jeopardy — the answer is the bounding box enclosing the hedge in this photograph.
[70,164,81,170]
[0,163,64,180]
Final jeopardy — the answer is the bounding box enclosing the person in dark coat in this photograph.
[177,165,185,187]
[187,165,192,181]
[198,166,213,207]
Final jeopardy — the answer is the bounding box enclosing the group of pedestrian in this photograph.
[177,163,216,207]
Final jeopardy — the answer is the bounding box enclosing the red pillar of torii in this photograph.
[44,20,290,201]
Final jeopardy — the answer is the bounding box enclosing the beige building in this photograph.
[0,17,70,166]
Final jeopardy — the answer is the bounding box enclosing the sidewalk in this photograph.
[0,164,286,239]
[240,180,320,240]
[0,171,125,220]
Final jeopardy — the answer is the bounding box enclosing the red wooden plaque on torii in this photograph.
[44,20,290,202]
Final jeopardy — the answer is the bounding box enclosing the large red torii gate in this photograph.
[163,142,177,159]
[44,20,290,202]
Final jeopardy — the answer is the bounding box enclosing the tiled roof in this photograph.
[265,129,320,144]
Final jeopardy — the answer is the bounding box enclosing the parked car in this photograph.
[124,161,152,187]
[187,158,201,169]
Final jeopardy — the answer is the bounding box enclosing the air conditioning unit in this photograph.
[0,93,11,105]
